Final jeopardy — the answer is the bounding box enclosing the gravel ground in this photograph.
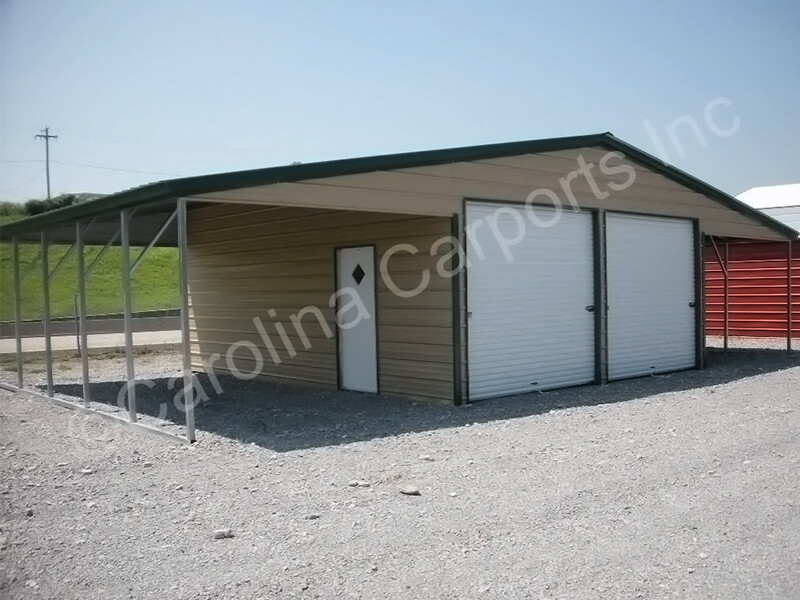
[1,349,799,599]
[706,336,795,351]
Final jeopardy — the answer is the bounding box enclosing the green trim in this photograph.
[593,209,609,384]
[694,221,705,369]
[2,132,797,240]
[450,213,463,405]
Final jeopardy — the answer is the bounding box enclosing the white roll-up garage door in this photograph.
[606,213,697,380]
[466,201,596,399]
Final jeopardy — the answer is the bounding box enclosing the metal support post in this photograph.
[41,230,53,396]
[694,225,705,369]
[177,198,196,442]
[12,238,23,388]
[709,236,730,352]
[76,222,91,405]
[789,240,794,353]
[120,209,136,421]
[723,240,729,352]
[595,210,608,384]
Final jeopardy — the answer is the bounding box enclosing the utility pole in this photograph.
[35,126,58,199]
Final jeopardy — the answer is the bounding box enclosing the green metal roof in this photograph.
[2,132,797,240]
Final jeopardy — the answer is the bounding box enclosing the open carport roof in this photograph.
[2,132,798,242]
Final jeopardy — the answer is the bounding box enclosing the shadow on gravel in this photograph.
[51,349,799,452]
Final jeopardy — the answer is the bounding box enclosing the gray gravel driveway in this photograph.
[1,348,798,599]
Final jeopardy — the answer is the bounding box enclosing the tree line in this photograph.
[0,194,103,222]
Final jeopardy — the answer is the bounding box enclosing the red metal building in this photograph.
[705,184,800,343]
[705,239,799,338]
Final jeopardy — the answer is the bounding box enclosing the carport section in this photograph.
[705,237,797,351]
[2,132,798,438]
[2,200,196,443]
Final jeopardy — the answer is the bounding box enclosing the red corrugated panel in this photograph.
[704,240,799,338]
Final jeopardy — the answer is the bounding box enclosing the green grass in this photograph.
[0,213,26,226]
[0,241,179,321]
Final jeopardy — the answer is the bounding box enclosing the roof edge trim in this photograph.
[1,132,797,240]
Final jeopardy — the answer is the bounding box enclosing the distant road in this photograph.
[0,314,179,339]
[0,329,180,355]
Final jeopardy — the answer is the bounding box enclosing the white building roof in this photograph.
[736,183,800,209]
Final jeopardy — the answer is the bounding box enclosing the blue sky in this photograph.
[1,0,798,202]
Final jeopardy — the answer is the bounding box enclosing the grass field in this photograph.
[0,241,179,321]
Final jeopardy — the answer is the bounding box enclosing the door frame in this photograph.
[450,213,465,405]
[462,198,598,398]
[333,244,379,393]
[693,220,704,369]
[602,209,702,373]
[604,211,699,380]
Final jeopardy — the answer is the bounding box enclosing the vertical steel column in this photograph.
[177,198,196,442]
[723,240,729,352]
[788,240,793,353]
[120,209,136,422]
[594,210,609,384]
[41,230,53,396]
[450,213,463,405]
[12,237,23,388]
[694,224,705,369]
[76,222,91,405]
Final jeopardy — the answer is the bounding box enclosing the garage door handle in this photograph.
[585,305,596,313]
[689,301,696,308]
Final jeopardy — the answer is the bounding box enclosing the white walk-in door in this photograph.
[336,246,378,392]
[606,213,696,380]
[466,201,596,399]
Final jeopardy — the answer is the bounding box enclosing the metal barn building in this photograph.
[705,184,800,343]
[2,133,797,442]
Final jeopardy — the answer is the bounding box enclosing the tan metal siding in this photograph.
[190,148,786,240]
[187,204,455,402]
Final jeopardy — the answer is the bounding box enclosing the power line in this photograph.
[51,160,181,177]
[0,168,47,195]
[34,126,58,199]
[2,158,182,176]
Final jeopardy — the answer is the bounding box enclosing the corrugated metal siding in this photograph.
[191,148,790,241]
[705,240,800,337]
[607,214,696,379]
[465,201,596,398]
[187,203,455,402]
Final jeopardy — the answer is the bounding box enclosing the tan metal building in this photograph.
[2,133,797,442]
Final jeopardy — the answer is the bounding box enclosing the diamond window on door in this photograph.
[352,264,365,285]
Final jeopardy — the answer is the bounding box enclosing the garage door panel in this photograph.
[470,368,592,398]
[607,214,696,380]
[468,353,595,371]
[466,201,596,399]
[469,336,595,355]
